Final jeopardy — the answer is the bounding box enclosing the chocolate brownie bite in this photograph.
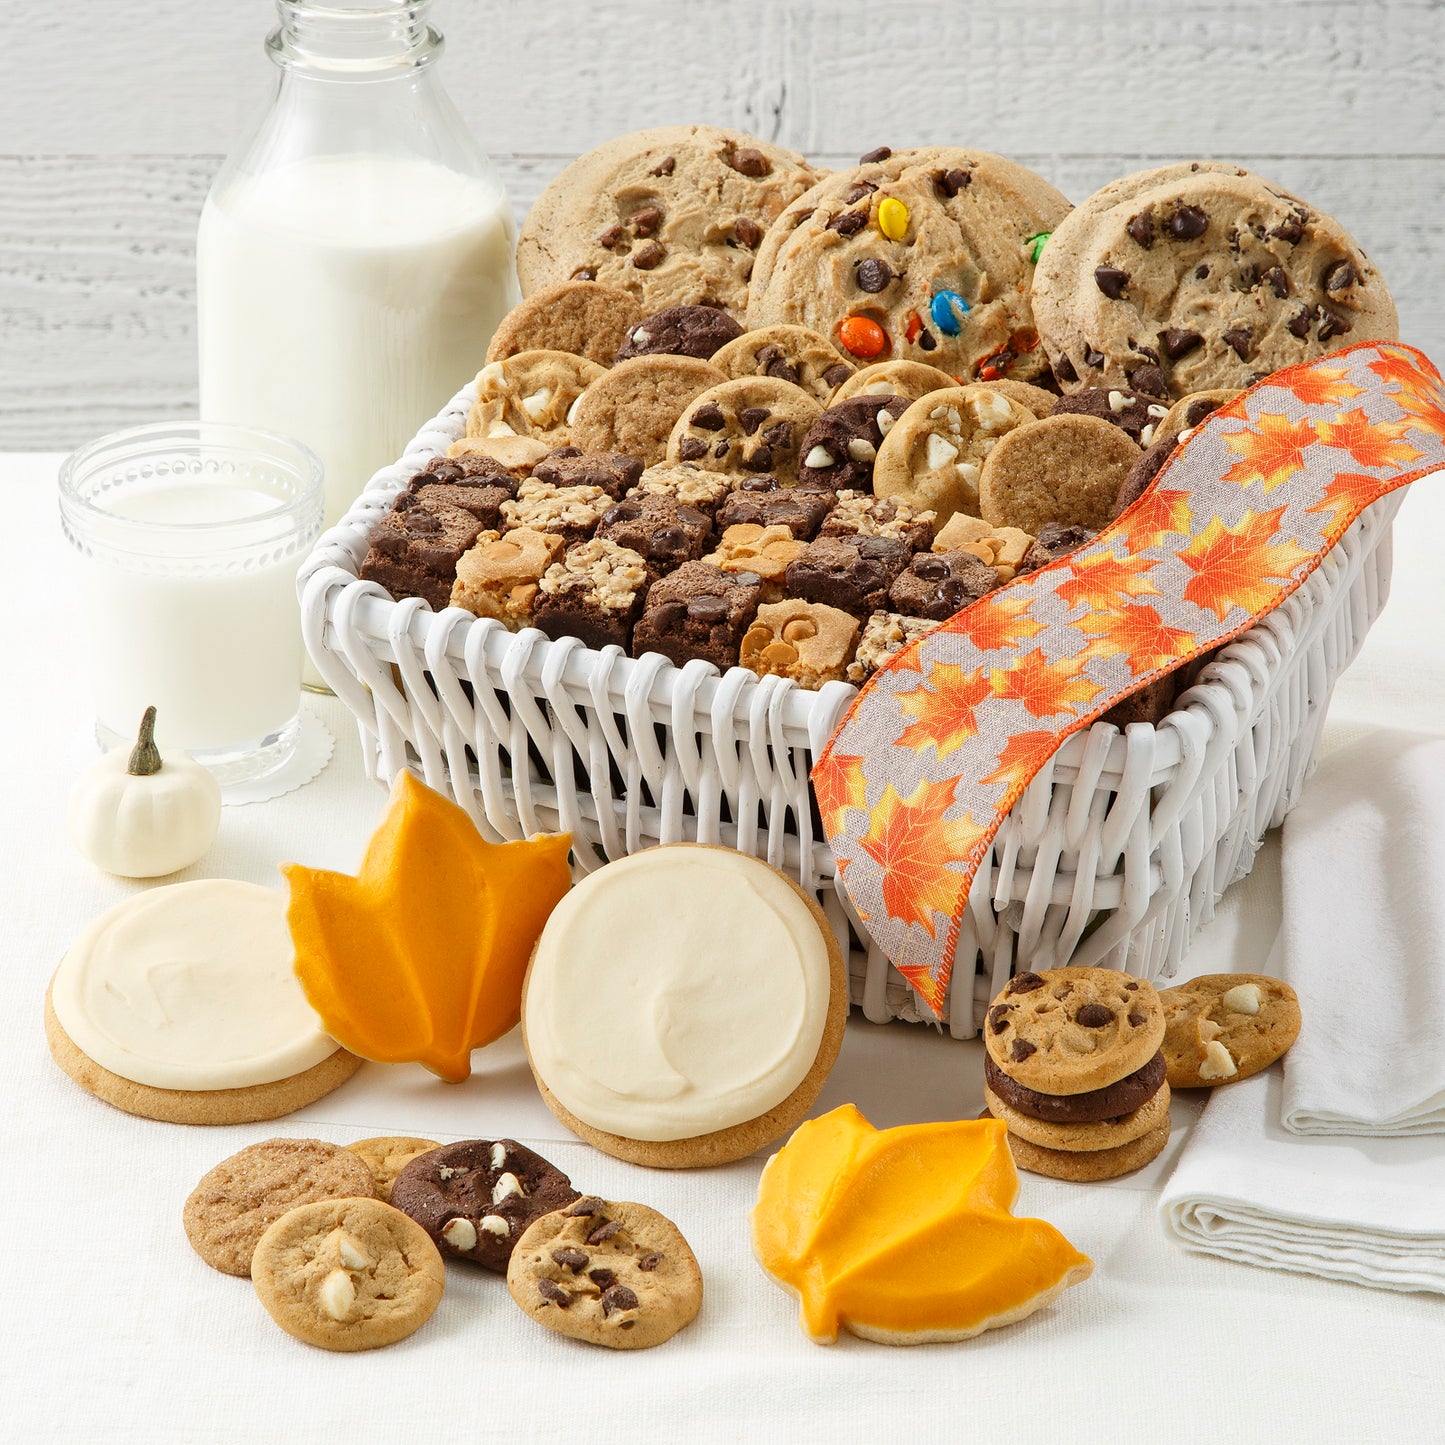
[818,490,936,552]
[501,478,611,548]
[846,611,936,684]
[534,538,651,650]
[739,600,860,690]
[530,449,644,500]
[408,454,520,528]
[631,561,764,669]
[889,549,1000,621]
[451,527,566,628]
[614,305,745,362]
[1051,385,1172,447]
[796,394,912,493]
[714,475,836,539]
[703,523,806,601]
[785,533,913,618]
[596,493,713,580]
[360,492,484,611]
[1111,434,1178,519]
[1102,673,1183,728]
[1016,522,1098,576]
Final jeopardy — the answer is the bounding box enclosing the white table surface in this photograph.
[4,451,1443,1444]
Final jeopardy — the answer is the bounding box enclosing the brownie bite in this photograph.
[797,393,912,493]
[846,612,937,684]
[704,523,806,601]
[786,534,913,618]
[714,475,836,539]
[614,305,744,362]
[408,453,520,528]
[888,550,1000,621]
[595,494,713,580]
[1016,522,1098,576]
[533,538,650,650]
[360,492,484,611]
[630,461,738,519]
[931,514,1035,582]
[1101,673,1183,728]
[819,490,936,551]
[530,449,644,500]
[501,478,611,548]
[1111,434,1177,519]
[739,600,860,690]
[450,527,565,629]
[632,561,764,670]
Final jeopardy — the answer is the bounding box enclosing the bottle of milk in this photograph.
[197,1,517,535]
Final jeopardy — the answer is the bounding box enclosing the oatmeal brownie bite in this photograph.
[818,490,936,552]
[534,538,651,650]
[613,305,744,362]
[785,534,913,619]
[888,550,1000,621]
[846,612,936,684]
[360,493,484,611]
[740,600,860,689]
[931,514,1034,582]
[595,494,714,581]
[631,561,764,669]
[629,460,737,519]
[501,478,611,548]
[703,523,805,601]
[451,528,566,629]
[714,475,836,539]
[796,394,913,493]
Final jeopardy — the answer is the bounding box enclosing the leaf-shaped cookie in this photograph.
[283,771,572,1083]
[752,1105,1092,1344]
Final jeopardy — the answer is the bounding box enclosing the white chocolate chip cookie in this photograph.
[465,350,606,446]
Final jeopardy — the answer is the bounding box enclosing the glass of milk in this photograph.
[59,423,324,786]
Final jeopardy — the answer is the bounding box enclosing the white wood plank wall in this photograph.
[2,0,1442,448]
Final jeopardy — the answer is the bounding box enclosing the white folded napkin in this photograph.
[1159,1069,1445,1293]
[1279,730,1445,1135]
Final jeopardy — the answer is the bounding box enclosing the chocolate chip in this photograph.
[403,511,442,535]
[1194,264,1210,280]
[1159,328,1204,362]
[1323,259,1357,293]
[856,536,894,560]
[1260,265,1290,299]
[714,439,731,459]
[1128,364,1169,400]
[1011,1039,1037,1062]
[1126,210,1154,248]
[1084,346,1105,368]
[1076,1002,1114,1027]
[913,555,947,579]
[1169,205,1209,240]
[629,205,662,238]
[1124,980,1139,991]
[918,330,937,351]
[631,241,664,271]
[1223,326,1253,360]
[739,406,770,436]
[1008,971,1046,995]
[1053,354,1079,385]
[649,156,676,177]
[748,444,773,471]
[1271,211,1305,244]
[735,216,763,249]
[565,1197,604,1217]
[845,181,879,204]
[552,1247,589,1272]
[537,1279,571,1307]
[1094,266,1129,299]
[856,258,895,293]
[597,224,624,250]
[587,1268,616,1290]
[587,1219,622,1245]
[859,145,892,164]
[601,1284,639,1316]
[762,422,793,448]
[678,437,706,461]
[823,363,853,388]
[729,146,770,178]
[828,209,867,237]
[1318,308,1352,343]
[688,594,729,624]
[1127,1011,1147,1027]
[1288,306,1316,339]
[638,1252,664,1271]
[1183,398,1219,428]
[765,357,801,384]
[692,402,726,432]
[935,167,972,197]
[988,1004,1012,1034]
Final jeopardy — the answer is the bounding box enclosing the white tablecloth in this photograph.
[5,452,1444,1443]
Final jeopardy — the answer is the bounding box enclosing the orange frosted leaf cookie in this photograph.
[283,771,572,1083]
[751,1104,1092,1344]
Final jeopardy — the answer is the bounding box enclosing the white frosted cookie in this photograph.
[522,844,847,1167]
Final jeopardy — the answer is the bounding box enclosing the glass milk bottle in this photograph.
[197,0,517,535]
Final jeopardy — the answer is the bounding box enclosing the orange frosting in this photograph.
[751,1105,1092,1344]
[283,771,572,1083]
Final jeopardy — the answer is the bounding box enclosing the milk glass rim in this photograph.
[59,420,325,540]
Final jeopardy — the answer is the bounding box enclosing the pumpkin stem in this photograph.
[127,706,163,776]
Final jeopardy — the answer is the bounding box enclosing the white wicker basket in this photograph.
[299,378,1404,1038]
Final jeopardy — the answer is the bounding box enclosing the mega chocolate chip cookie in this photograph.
[747,147,1071,383]
[613,305,745,362]
[517,126,819,315]
[1032,162,1399,398]
[666,376,822,484]
[984,967,1166,1095]
[507,1197,703,1350]
[389,1138,579,1272]
[1158,973,1302,1088]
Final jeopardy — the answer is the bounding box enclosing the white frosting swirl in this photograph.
[51,880,336,1090]
[524,847,832,1141]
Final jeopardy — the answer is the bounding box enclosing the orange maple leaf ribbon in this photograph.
[813,341,1445,1017]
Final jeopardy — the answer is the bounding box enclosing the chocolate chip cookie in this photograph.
[747,147,1070,382]
[666,376,822,484]
[389,1138,580,1272]
[613,304,744,362]
[517,126,818,315]
[710,323,855,402]
[466,350,607,446]
[507,1197,703,1350]
[1032,162,1398,398]
[485,280,643,367]
[568,355,726,464]
[1159,973,1302,1088]
[250,1197,446,1352]
[797,394,913,492]
[984,968,1166,1095]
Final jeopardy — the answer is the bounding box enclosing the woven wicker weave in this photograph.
[299,379,1403,1037]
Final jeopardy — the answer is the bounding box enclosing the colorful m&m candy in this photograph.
[837,315,888,359]
[877,197,909,241]
[930,290,971,336]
